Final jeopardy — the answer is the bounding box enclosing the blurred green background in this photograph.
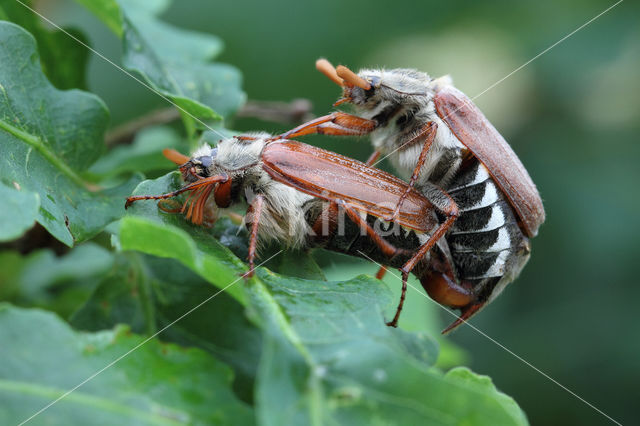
[43,0,639,424]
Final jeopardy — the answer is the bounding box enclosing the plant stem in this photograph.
[105,99,315,146]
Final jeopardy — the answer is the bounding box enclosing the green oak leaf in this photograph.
[72,0,124,36]
[0,22,141,246]
[89,126,188,179]
[73,0,171,36]
[119,173,526,425]
[0,304,253,425]
[0,181,39,242]
[75,0,245,131]
[0,243,114,317]
[70,252,262,403]
[445,367,529,425]
[321,258,470,369]
[120,173,248,304]
[247,269,528,425]
[0,0,90,89]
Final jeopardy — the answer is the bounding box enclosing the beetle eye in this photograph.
[368,76,381,88]
[197,155,213,168]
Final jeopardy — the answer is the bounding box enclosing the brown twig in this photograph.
[105,99,315,147]
[235,98,314,124]
[105,108,180,147]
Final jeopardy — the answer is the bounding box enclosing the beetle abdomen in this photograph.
[312,209,426,269]
[446,161,528,291]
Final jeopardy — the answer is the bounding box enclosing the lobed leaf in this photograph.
[0,0,90,89]
[0,181,39,242]
[248,270,529,425]
[120,173,248,304]
[71,253,262,403]
[89,126,188,179]
[0,304,253,425]
[76,0,246,131]
[72,0,171,36]
[119,173,527,425]
[444,367,530,425]
[0,22,140,245]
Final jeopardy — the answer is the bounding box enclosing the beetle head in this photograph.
[316,59,435,112]
[124,145,230,226]
[178,145,219,183]
[316,59,381,108]
[128,135,269,225]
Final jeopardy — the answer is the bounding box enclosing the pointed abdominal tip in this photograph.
[441,303,484,334]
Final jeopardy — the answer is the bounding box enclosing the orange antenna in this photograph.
[163,148,190,165]
[336,65,371,90]
[125,175,228,209]
[316,58,344,86]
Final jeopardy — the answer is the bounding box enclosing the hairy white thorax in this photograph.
[215,132,268,170]
[212,134,316,249]
[352,69,465,186]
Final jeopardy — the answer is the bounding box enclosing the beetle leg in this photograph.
[245,194,265,279]
[311,201,339,240]
[276,112,377,139]
[375,265,387,279]
[387,187,459,327]
[402,186,459,274]
[338,201,404,259]
[384,122,438,222]
[125,174,229,209]
[386,270,407,327]
[365,150,382,166]
[338,201,416,327]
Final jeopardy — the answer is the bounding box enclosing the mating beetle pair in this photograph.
[126,60,544,333]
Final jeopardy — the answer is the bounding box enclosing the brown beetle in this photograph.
[126,134,468,329]
[276,60,545,331]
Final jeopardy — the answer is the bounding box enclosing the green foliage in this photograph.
[0,304,253,425]
[0,0,90,89]
[121,173,248,304]
[0,243,114,318]
[75,0,245,137]
[248,270,526,425]
[0,5,529,425]
[89,126,187,179]
[120,173,527,425]
[0,22,140,246]
[0,181,39,242]
[69,253,263,402]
